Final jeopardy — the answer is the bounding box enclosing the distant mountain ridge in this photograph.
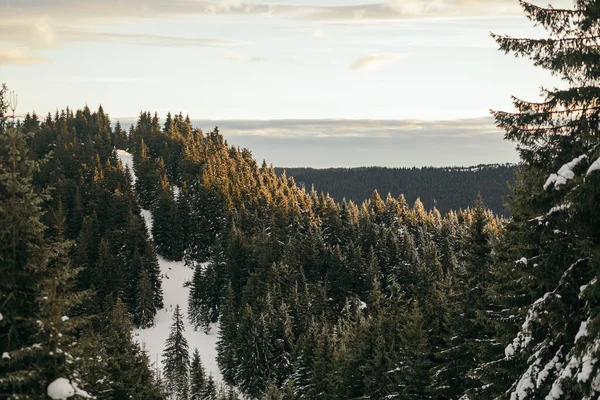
[276,163,517,216]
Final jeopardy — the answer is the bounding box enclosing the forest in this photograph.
[1,1,600,400]
[275,165,515,216]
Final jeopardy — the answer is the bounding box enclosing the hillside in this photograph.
[117,150,222,383]
[276,164,516,216]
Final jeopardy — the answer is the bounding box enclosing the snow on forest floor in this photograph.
[117,150,222,382]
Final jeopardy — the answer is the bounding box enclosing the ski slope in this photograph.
[117,150,221,382]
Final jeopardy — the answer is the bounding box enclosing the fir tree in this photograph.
[162,304,190,400]
[0,124,91,395]
[200,375,217,400]
[488,2,600,398]
[190,348,207,400]
[134,269,157,328]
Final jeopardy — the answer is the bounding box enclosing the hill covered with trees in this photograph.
[275,164,516,216]
[2,1,600,399]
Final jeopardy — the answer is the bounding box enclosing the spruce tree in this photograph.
[489,2,600,398]
[101,298,165,399]
[0,110,90,396]
[200,375,217,400]
[216,283,239,385]
[190,348,207,400]
[134,269,157,328]
[162,304,190,399]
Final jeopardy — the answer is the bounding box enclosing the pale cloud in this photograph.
[350,54,405,71]
[61,31,241,48]
[224,53,265,63]
[0,0,573,52]
[162,117,503,139]
[67,76,145,84]
[312,28,325,38]
[120,117,516,168]
[0,48,47,66]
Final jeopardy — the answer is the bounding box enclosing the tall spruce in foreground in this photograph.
[489,1,600,398]
[190,348,207,400]
[163,305,190,400]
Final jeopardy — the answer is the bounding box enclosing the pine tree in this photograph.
[0,108,91,397]
[101,298,165,399]
[190,348,207,400]
[134,269,157,328]
[153,172,183,261]
[488,2,600,398]
[200,375,217,400]
[216,283,238,385]
[162,304,190,399]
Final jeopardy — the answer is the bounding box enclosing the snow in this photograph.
[516,257,528,266]
[46,379,91,399]
[587,157,600,175]
[116,150,221,383]
[47,378,74,399]
[580,277,597,296]
[544,155,587,189]
[2,352,9,359]
[133,250,221,382]
[505,344,515,359]
[577,354,596,383]
[510,357,540,399]
[575,319,589,343]
[47,378,79,400]
[537,350,561,388]
[547,203,571,216]
[116,149,136,184]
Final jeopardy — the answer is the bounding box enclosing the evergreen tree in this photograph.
[135,269,157,328]
[216,283,239,385]
[200,375,217,400]
[0,121,91,395]
[488,2,600,398]
[101,298,165,399]
[162,304,190,399]
[190,348,207,400]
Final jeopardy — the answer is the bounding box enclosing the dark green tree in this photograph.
[134,269,157,328]
[190,348,207,400]
[162,304,189,399]
[488,2,600,398]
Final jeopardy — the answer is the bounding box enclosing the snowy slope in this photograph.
[117,150,221,382]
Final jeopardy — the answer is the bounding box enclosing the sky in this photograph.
[0,0,567,167]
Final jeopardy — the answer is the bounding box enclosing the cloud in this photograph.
[150,117,501,139]
[61,31,241,47]
[0,0,573,66]
[0,48,47,65]
[66,76,144,84]
[224,53,265,63]
[111,117,517,167]
[165,117,516,167]
[350,54,405,71]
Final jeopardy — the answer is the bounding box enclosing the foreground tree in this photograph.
[0,91,90,397]
[162,305,189,399]
[489,2,600,398]
[189,348,207,400]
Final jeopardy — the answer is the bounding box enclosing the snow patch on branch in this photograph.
[544,155,587,189]
[47,378,92,400]
[587,157,600,175]
[575,319,589,343]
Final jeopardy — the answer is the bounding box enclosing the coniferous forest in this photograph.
[274,165,515,216]
[2,1,600,399]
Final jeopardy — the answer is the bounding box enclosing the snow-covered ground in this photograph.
[117,150,221,382]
